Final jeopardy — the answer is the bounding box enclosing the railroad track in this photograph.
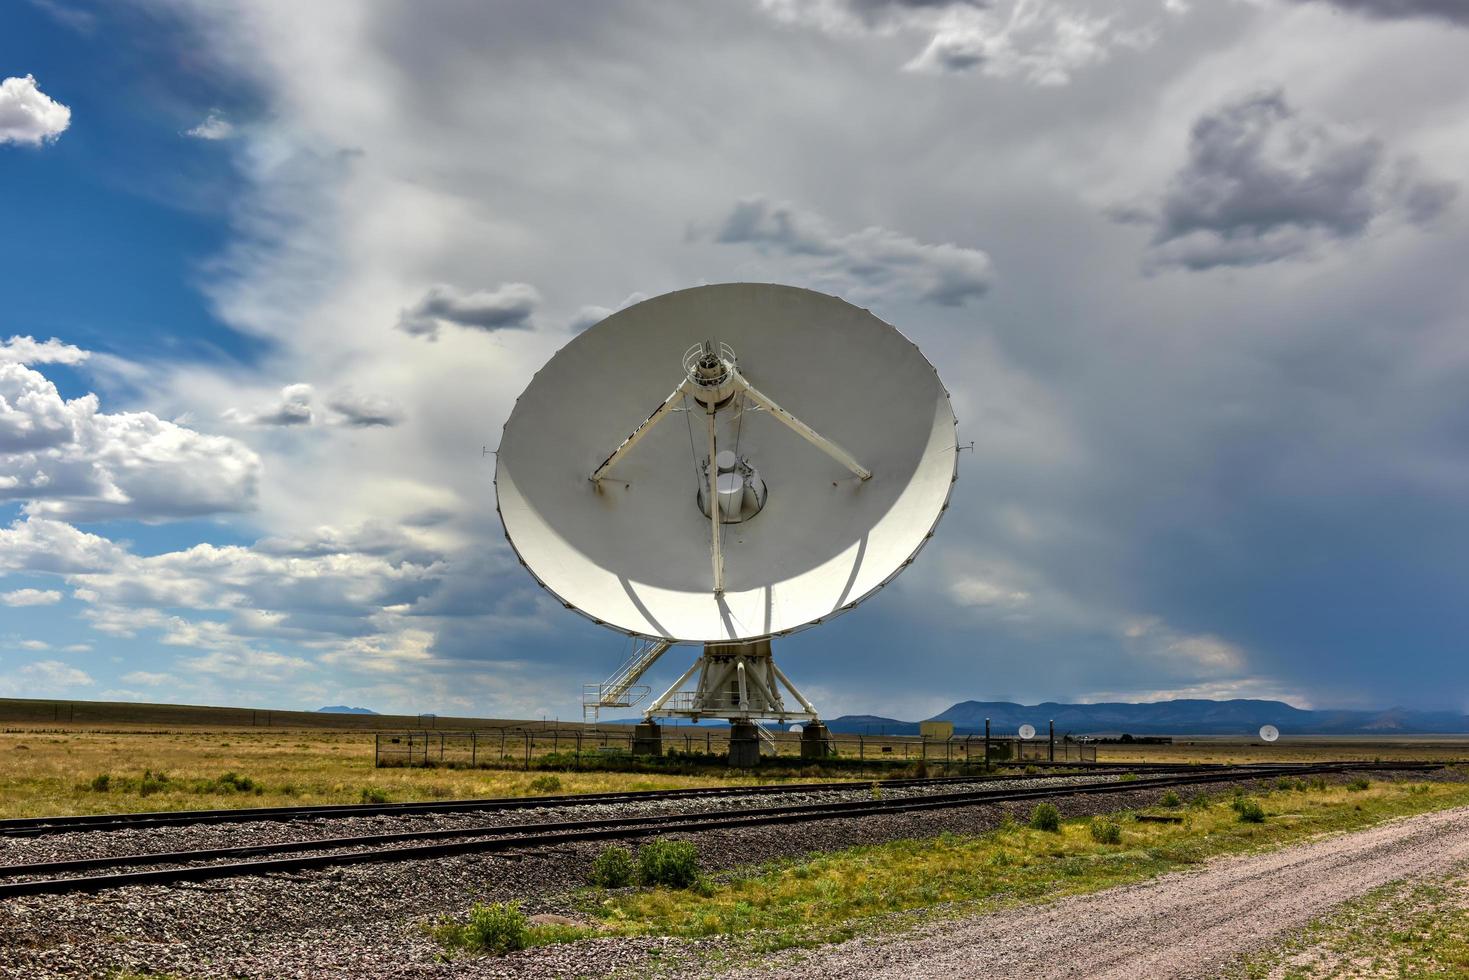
[0,763,1225,838]
[0,761,1435,899]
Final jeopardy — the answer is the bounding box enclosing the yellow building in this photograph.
[919,720,954,740]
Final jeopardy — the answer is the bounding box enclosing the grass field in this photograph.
[0,729,823,819]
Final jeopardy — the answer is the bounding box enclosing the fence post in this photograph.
[1049,720,1055,762]
[859,735,864,761]
[525,732,531,770]
[374,734,379,768]
[575,731,582,769]
[471,732,477,767]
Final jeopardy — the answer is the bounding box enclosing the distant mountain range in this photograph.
[317,705,378,714]
[826,699,1469,736]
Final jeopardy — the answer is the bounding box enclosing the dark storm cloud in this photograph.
[1131,90,1455,270]
[842,0,989,23]
[326,389,403,428]
[711,195,994,304]
[1286,0,1469,26]
[396,283,541,339]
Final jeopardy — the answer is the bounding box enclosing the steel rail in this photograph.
[0,762,1436,898]
[0,764,1232,838]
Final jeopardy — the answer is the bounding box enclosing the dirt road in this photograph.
[723,805,1469,979]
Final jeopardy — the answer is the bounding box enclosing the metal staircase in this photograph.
[582,638,671,727]
[754,720,778,756]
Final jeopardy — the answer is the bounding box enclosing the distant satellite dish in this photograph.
[1259,724,1279,742]
[497,283,957,731]
[1018,724,1036,740]
[789,724,804,734]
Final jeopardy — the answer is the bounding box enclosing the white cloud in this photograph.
[0,361,260,521]
[318,627,435,673]
[186,109,236,140]
[709,195,994,305]
[0,518,127,574]
[0,75,71,146]
[2,659,93,691]
[948,576,1030,607]
[0,336,89,366]
[396,283,541,339]
[761,0,1168,85]
[122,670,177,686]
[0,588,62,606]
[181,648,311,682]
[1121,616,1248,673]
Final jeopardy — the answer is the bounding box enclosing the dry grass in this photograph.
[0,730,807,819]
[1099,737,1469,765]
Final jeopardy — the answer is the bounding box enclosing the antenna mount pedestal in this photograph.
[643,639,821,746]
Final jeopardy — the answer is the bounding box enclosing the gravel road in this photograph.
[721,803,1469,980]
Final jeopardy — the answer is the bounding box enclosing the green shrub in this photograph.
[1347,778,1370,792]
[437,901,528,955]
[1119,773,1138,782]
[1089,817,1122,844]
[590,845,634,888]
[360,786,390,804]
[1308,777,1329,791]
[218,772,256,792]
[1028,802,1061,832]
[139,770,169,797]
[637,838,700,888]
[90,773,111,792]
[1235,799,1266,823]
[1189,793,1210,809]
[1023,765,1038,775]
[528,774,563,794]
[1159,790,1181,807]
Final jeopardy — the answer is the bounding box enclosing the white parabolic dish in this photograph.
[1259,724,1280,742]
[1018,724,1036,740]
[495,283,958,643]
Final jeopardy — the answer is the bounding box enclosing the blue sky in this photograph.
[1,0,1467,721]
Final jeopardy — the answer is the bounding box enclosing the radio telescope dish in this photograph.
[1259,724,1279,742]
[496,283,958,751]
[1018,724,1036,740]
